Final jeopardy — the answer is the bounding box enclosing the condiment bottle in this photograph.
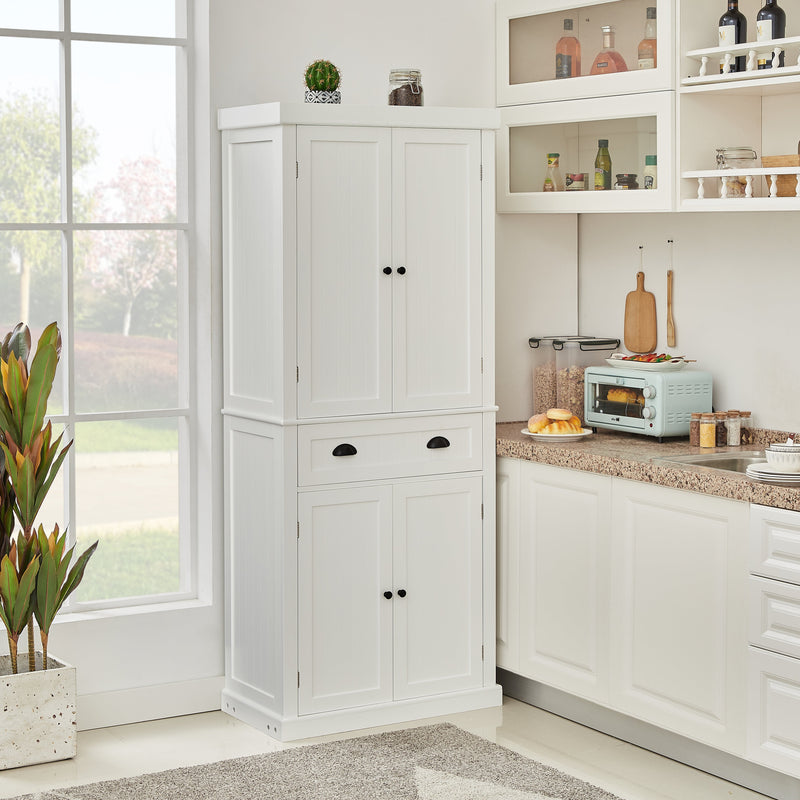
[543,153,564,191]
[715,412,728,447]
[726,410,741,446]
[594,139,611,190]
[740,411,753,445]
[700,413,716,448]
[689,412,702,446]
[643,155,657,189]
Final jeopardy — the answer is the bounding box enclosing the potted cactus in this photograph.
[304,59,342,104]
[0,322,97,770]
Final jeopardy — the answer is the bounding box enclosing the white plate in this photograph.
[605,357,687,372]
[747,463,800,477]
[521,428,593,442]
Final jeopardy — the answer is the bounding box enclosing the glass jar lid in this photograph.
[389,69,421,84]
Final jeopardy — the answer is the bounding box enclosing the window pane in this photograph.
[74,230,178,412]
[0,1,59,31]
[71,0,179,38]
[72,42,177,223]
[0,230,65,412]
[74,419,180,602]
[0,39,62,223]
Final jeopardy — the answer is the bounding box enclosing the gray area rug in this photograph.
[10,723,626,800]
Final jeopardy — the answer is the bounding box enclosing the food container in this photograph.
[388,69,423,106]
[529,335,577,416]
[716,146,758,197]
[565,173,586,191]
[614,173,639,190]
[761,154,800,197]
[553,336,620,423]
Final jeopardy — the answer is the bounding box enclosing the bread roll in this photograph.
[546,407,573,421]
[527,413,549,433]
[607,387,643,405]
[568,415,582,430]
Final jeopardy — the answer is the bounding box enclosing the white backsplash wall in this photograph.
[578,212,800,434]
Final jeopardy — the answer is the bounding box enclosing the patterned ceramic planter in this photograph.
[1,653,77,770]
[304,89,341,104]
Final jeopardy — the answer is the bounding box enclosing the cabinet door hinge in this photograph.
[481,645,485,661]
[297,521,300,539]
[297,671,300,687]
[481,503,484,520]
[480,163,483,181]
[481,357,484,374]
[296,161,299,179]
[296,365,299,383]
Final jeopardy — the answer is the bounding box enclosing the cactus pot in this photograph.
[304,89,341,104]
[1,653,77,770]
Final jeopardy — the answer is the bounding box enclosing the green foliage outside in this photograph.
[77,523,179,601]
[76,420,179,453]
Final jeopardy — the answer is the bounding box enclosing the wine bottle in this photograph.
[757,0,786,68]
[555,18,581,78]
[719,0,747,73]
[594,140,611,191]
[638,7,657,69]
[590,26,628,74]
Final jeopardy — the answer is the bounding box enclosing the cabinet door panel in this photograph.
[392,129,483,412]
[393,477,483,700]
[610,481,747,751]
[298,486,393,714]
[518,462,611,702]
[496,458,520,671]
[297,127,392,418]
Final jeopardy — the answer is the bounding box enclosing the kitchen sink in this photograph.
[652,451,766,474]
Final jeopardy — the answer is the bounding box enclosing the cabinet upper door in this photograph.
[297,126,393,418]
[392,129,483,412]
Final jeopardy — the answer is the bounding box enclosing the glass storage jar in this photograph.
[614,173,639,189]
[388,69,423,106]
[553,336,620,423]
[716,146,758,198]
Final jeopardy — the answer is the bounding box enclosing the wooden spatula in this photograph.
[666,269,676,348]
[624,271,657,354]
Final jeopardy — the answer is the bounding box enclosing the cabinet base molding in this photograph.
[498,670,800,800]
[222,684,503,742]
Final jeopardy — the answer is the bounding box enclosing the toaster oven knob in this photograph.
[642,385,656,399]
[642,405,656,420]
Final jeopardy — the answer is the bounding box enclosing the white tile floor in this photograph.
[0,697,773,800]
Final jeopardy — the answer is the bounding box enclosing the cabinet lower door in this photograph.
[298,486,393,715]
[517,462,611,702]
[392,476,484,700]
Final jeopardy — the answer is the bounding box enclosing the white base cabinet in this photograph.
[497,459,749,756]
[219,103,501,741]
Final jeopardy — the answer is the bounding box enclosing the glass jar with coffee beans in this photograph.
[388,69,423,106]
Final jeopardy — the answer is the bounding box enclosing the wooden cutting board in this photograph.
[624,271,657,353]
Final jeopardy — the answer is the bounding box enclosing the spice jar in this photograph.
[689,412,702,447]
[715,146,758,198]
[388,69,423,106]
[715,412,728,447]
[726,410,741,446]
[700,413,716,448]
[614,173,639,190]
[740,411,754,445]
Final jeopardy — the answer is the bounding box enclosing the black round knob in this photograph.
[397,266,406,275]
[383,591,393,599]
[397,589,407,598]
[383,267,392,275]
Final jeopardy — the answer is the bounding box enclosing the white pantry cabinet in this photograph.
[219,103,501,741]
[497,461,749,755]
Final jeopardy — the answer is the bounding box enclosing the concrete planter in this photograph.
[1,653,77,770]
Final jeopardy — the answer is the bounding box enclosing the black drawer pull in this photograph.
[397,589,407,598]
[332,443,358,457]
[426,436,450,449]
[397,266,406,275]
[382,266,392,275]
[383,590,393,599]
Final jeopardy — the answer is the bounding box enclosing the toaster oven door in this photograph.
[585,373,648,433]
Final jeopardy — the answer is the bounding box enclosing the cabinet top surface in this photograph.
[218,102,501,132]
[496,422,800,512]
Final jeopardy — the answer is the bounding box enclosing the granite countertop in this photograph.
[496,422,800,512]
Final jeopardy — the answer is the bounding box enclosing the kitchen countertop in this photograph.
[496,421,800,512]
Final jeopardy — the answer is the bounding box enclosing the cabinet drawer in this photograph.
[750,505,800,585]
[747,646,800,778]
[297,414,483,486]
[749,576,800,660]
